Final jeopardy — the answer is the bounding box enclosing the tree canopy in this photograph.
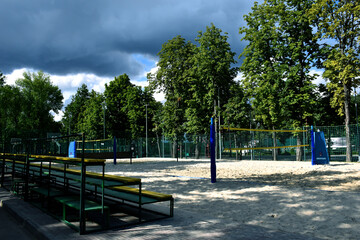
[309,0,360,161]
[0,71,63,140]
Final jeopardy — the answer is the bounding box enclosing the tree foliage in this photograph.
[0,71,63,140]
[16,71,63,137]
[77,90,104,139]
[0,84,23,140]
[187,23,237,135]
[61,84,90,135]
[0,71,5,86]
[149,36,195,140]
[240,0,318,131]
[223,81,251,128]
[240,0,320,161]
[104,74,159,139]
[149,24,237,140]
[309,0,360,161]
[104,74,133,138]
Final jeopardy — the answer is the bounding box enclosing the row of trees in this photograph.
[147,0,359,161]
[0,71,63,141]
[239,0,359,161]
[1,0,358,160]
[61,74,160,140]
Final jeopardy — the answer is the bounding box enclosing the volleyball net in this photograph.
[221,126,310,160]
[76,138,114,153]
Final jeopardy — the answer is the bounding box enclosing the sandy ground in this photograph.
[84,158,360,239]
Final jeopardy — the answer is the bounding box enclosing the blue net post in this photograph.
[210,117,216,183]
[311,126,315,165]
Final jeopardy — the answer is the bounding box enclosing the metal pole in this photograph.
[355,88,360,162]
[303,126,306,161]
[162,135,164,158]
[218,88,221,159]
[102,101,106,139]
[1,143,5,187]
[250,111,253,160]
[145,104,148,158]
[80,133,86,234]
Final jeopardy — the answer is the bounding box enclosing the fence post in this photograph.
[113,136,117,165]
[303,126,306,161]
[80,133,86,234]
[327,128,331,162]
[1,143,5,187]
[311,126,315,165]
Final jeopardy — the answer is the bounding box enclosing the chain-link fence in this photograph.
[128,135,210,159]
[220,128,311,161]
[3,124,360,162]
[312,124,360,162]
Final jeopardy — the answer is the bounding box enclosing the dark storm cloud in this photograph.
[0,0,256,77]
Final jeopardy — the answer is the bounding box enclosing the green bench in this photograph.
[54,195,109,230]
[2,153,174,232]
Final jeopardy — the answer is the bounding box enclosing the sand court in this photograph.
[75,159,360,239]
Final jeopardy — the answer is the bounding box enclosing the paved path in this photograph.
[0,188,321,240]
[0,205,36,240]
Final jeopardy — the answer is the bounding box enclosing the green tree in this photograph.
[309,0,360,162]
[151,101,164,157]
[313,83,343,126]
[0,74,23,142]
[105,74,159,141]
[240,1,287,130]
[61,84,90,135]
[77,90,104,139]
[149,25,237,158]
[148,36,195,142]
[0,71,5,86]
[224,82,251,128]
[188,23,237,135]
[223,82,252,159]
[104,74,133,138]
[0,72,5,142]
[187,24,237,158]
[240,0,318,160]
[123,85,145,139]
[3,86,23,137]
[16,71,63,137]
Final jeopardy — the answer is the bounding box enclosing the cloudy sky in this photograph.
[1,0,325,120]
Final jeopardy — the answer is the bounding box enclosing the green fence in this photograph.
[129,136,210,159]
[220,124,360,162]
[313,124,360,162]
[220,128,311,161]
[3,124,360,161]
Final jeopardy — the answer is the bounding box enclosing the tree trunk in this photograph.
[156,134,161,157]
[296,134,302,161]
[180,143,183,158]
[172,140,176,158]
[273,129,277,161]
[195,137,200,159]
[344,83,352,162]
